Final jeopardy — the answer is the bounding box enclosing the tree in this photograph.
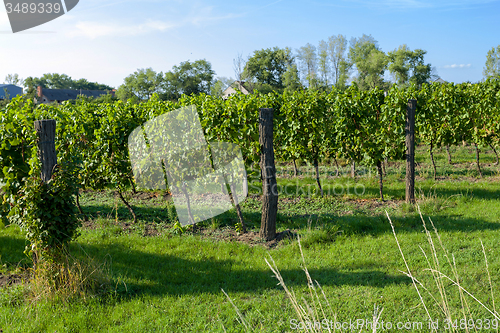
[24,73,113,90]
[297,43,318,89]
[162,59,215,100]
[4,74,24,86]
[116,68,164,102]
[282,64,302,93]
[317,40,329,87]
[233,53,246,82]
[483,45,500,80]
[388,45,432,87]
[243,47,294,92]
[328,34,350,88]
[72,78,114,90]
[348,34,388,90]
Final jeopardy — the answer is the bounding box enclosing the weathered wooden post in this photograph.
[406,100,416,204]
[34,119,57,182]
[259,108,278,241]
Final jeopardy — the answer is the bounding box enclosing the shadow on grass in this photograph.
[68,241,410,298]
[80,186,500,238]
[2,228,410,298]
[0,234,30,267]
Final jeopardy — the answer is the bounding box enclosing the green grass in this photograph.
[1,144,500,332]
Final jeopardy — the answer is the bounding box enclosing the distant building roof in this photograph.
[0,84,23,100]
[433,78,446,84]
[222,81,253,99]
[37,86,113,103]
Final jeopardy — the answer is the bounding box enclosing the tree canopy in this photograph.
[3,74,24,86]
[483,45,500,80]
[116,68,164,102]
[162,59,215,100]
[116,60,215,102]
[387,45,432,87]
[348,34,388,91]
[24,73,114,91]
[243,47,295,92]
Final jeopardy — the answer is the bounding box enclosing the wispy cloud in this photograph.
[65,20,174,39]
[442,64,472,69]
[63,3,241,39]
[323,0,497,10]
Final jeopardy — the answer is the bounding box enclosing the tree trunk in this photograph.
[180,183,195,225]
[229,182,246,233]
[489,143,499,165]
[75,192,88,221]
[259,108,278,241]
[377,161,384,201]
[129,175,137,194]
[445,145,452,164]
[430,141,437,180]
[351,161,356,178]
[334,158,340,177]
[314,159,323,197]
[475,142,483,178]
[293,159,298,177]
[382,158,387,177]
[117,189,137,223]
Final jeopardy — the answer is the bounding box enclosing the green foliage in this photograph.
[0,97,36,224]
[1,81,500,245]
[162,59,215,100]
[116,68,164,102]
[3,73,24,86]
[483,45,500,80]
[387,45,432,87]
[24,73,113,91]
[297,43,318,89]
[243,47,295,92]
[349,34,388,91]
[9,155,81,259]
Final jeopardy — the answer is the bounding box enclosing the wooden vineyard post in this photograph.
[259,108,278,241]
[406,100,416,204]
[34,119,57,183]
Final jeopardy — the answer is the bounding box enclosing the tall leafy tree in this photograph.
[317,40,329,87]
[388,45,432,87]
[282,64,302,93]
[243,47,294,92]
[483,45,500,80]
[162,59,215,100]
[4,74,24,86]
[348,34,388,91]
[297,43,318,89]
[116,68,164,102]
[328,34,349,88]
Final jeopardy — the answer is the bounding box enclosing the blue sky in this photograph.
[1,0,499,89]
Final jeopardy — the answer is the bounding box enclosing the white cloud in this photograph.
[443,64,472,69]
[62,3,240,39]
[65,20,175,39]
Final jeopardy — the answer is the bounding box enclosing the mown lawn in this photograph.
[1,145,500,332]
